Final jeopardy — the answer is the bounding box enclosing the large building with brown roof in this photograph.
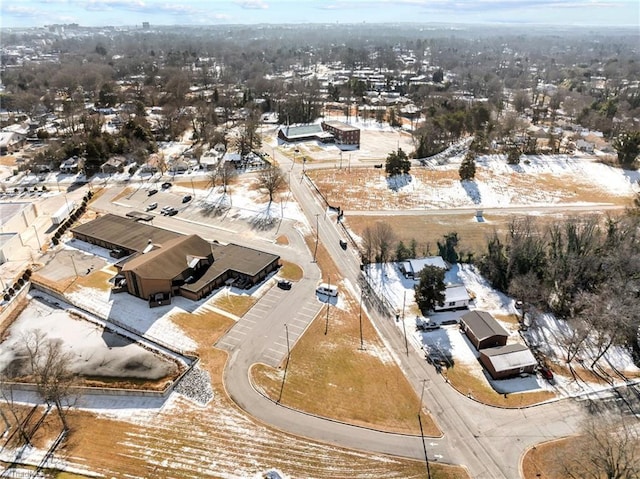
[72,215,280,306]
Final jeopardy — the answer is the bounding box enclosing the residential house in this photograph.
[60,156,84,174]
[101,156,127,174]
[400,256,448,279]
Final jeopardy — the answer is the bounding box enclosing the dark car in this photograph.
[182,195,192,203]
[277,279,292,290]
[339,239,347,250]
[166,207,178,216]
[161,182,172,189]
[539,366,554,381]
[147,188,158,196]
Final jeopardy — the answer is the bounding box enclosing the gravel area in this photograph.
[174,366,214,406]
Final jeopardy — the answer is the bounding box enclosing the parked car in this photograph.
[146,202,158,211]
[147,188,158,196]
[277,279,292,290]
[161,182,172,189]
[539,366,554,381]
[182,195,192,203]
[316,283,338,297]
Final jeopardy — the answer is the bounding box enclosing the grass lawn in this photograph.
[279,259,303,281]
[521,438,573,479]
[51,308,446,478]
[211,291,257,316]
[444,363,555,408]
[252,239,442,437]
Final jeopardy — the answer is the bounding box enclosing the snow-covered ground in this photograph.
[365,262,639,398]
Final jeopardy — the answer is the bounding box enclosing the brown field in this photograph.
[307,166,631,212]
[46,308,453,478]
[0,155,17,166]
[444,363,556,407]
[252,238,442,436]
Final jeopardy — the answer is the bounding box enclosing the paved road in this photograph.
[92,168,589,477]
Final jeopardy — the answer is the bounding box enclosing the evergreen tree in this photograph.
[459,151,477,181]
[414,265,446,312]
[437,232,459,263]
[385,148,411,176]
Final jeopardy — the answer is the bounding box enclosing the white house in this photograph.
[400,256,448,279]
[434,284,471,311]
[575,139,594,153]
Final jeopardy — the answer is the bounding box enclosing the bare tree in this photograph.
[23,330,74,431]
[373,221,396,264]
[555,415,640,479]
[257,166,284,204]
[361,226,375,265]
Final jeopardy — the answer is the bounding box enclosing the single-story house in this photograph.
[101,156,127,174]
[479,344,537,380]
[0,131,26,154]
[400,256,448,279]
[434,284,471,311]
[460,310,508,350]
[60,156,84,174]
[575,139,594,153]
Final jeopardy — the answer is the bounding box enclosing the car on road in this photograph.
[161,182,172,189]
[148,188,158,196]
[339,239,347,250]
[182,195,192,203]
[277,279,292,290]
[166,207,178,216]
[146,202,158,211]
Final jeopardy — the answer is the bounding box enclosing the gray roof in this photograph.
[480,344,537,372]
[71,214,183,252]
[406,256,448,275]
[461,311,508,342]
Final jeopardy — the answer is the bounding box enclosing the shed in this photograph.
[460,311,508,350]
[479,344,537,380]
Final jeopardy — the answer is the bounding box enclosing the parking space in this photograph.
[215,284,323,368]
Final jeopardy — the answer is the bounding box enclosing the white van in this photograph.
[316,283,338,297]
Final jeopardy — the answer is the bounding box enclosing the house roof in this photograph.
[480,344,537,372]
[460,311,508,342]
[444,284,470,302]
[406,256,448,274]
[122,234,212,280]
[322,120,359,132]
[71,214,183,252]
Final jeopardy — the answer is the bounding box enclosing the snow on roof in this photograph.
[407,256,448,274]
[481,344,537,372]
[444,284,470,302]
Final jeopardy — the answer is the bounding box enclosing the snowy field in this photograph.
[365,262,639,398]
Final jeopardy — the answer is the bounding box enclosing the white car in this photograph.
[146,202,158,211]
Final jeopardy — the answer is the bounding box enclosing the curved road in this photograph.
[92,161,589,477]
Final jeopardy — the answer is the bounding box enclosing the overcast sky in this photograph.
[2,0,639,28]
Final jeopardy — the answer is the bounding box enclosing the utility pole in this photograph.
[324,275,331,335]
[402,290,408,356]
[313,213,320,262]
[358,286,365,350]
[418,414,432,479]
[278,323,291,404]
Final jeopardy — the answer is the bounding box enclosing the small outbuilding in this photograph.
[479,344,537,380]
[460,310,508,350]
